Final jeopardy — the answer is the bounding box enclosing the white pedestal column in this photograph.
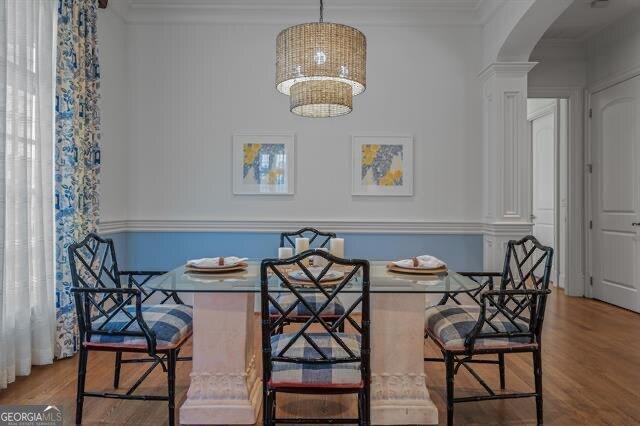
[480,62,537,270]
[370,293,438,425]
[180,293,261,425]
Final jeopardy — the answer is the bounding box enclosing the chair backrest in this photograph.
[465,236,553,350]
[260,250,370,385]
[68,233,151,346]
[498,235,554,337]
[280,227,336,249]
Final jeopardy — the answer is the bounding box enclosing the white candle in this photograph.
[294,238,309,255]
[330,238,344,259]
[278,247,293,259]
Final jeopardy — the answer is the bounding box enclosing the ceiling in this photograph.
[542,0,640,41]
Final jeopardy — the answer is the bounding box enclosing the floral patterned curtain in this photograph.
[55,0,101,358]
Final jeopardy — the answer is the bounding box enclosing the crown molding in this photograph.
[123,0,485,26]
[98,219,485,235]
[478,61,538,80]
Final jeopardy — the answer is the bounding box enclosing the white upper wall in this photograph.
[528,40,587,88]
[123,20,483,224]
[586,6,640,90]
[97,0,569,229]
[97,7,128,223]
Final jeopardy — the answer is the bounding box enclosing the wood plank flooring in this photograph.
[1,289,639,425]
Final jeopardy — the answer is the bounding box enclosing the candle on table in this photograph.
[294,237,309,254]
[295,237,310,266]
[330,238,344,259]
[278,247,293,259]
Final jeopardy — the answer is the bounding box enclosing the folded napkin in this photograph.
[186,257,247,268]
[393,255,446,269]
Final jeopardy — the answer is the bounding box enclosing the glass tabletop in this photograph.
[148,261,480,294]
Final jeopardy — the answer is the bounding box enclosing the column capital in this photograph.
[478,61,538,81]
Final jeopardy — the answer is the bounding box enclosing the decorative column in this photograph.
[479,62,537,271]
[370,293,438,425]
[180,293,261,425]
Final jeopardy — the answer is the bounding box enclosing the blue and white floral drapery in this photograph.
[55,0,101,358]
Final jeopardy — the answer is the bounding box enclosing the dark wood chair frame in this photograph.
[261,249,370,425]
[425,235,553,426]
[68,233,191,426]
[276,228,343,334]
[279,227,337,250]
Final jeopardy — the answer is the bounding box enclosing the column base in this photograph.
[371,373,438,425]
[180,357,261,425]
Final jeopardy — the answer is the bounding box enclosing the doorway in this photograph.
[589,75,640,313]
[527,98,568,288]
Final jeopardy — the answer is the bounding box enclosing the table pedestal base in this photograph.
[370,294,438,425]
[180,293,261,425]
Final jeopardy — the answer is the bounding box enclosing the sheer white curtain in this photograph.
[0,0,56,389]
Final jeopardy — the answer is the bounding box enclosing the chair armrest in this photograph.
[463,288,552,351]
[438,272,502,306]
[120,270,183,305]
[71,287,158,355]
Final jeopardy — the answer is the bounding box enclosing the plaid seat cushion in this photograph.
[89,304,192,349]
[269,332,362,388]
[270,293,345,318]
[425,305,534,353]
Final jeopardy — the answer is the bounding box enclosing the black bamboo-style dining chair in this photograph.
[261,249,370,425]
[424,235,553,425]
[68,233,192,426]
[280,227,336,249]
[275,228,345,333]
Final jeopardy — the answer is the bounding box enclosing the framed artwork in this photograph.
[232,133,295,195]
[351,135,414,196]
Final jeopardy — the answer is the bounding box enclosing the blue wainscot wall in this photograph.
[106,231,483,272]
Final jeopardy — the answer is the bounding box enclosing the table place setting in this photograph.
[386,255,448,275]
[185,256,249,274]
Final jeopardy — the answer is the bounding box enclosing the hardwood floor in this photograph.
[1,289,639,425]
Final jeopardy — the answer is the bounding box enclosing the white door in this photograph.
[530,104,557,281]
[591,76,640,312]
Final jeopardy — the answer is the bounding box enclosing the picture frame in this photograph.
[351,134,414,196]
[232,132,295,195]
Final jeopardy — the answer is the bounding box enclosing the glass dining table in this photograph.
[149,261,480,425]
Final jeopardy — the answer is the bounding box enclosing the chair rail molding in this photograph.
[98,219,485,235]
[480,62,537,271]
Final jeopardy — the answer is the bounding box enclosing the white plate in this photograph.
[288,267,345,282]
[186,257,248,269]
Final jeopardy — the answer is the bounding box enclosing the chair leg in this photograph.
[364,383,371,426]
[498,353,506,390]
[445,351,455,426]
[167,350,177,426]
[533,349,543,425]
[113,351,122,388]
[263,389,273,426]
[76,348,88,425]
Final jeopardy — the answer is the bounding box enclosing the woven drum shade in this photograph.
[276,21,366,117]
[290,80,352,117]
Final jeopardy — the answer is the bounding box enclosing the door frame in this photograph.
[527,100,560,285]
[528,86,586,297]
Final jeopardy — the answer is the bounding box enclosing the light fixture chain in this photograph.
[319,0,324,22]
